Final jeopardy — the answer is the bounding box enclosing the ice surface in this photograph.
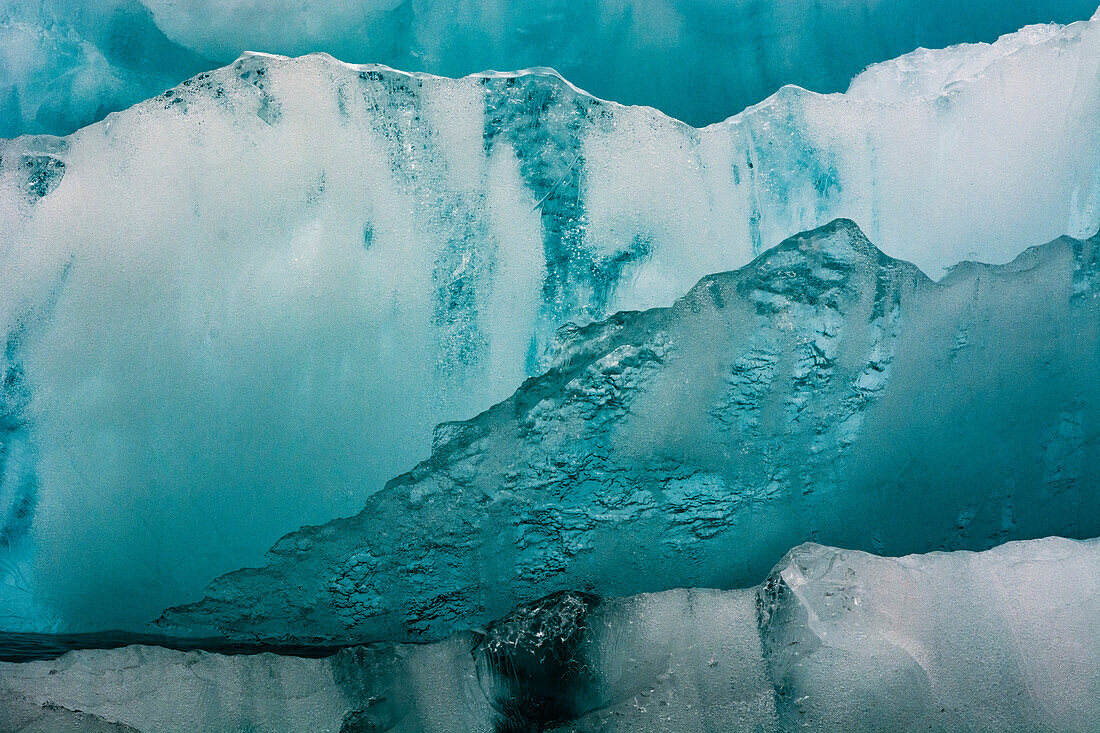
[0,0,209,138]
[3,0,1098,137]
[759,538,1100,731]
[156,220,1100,642]
[1,14,1097,632]
[2,537,1096,732]
[0,637,496,732]
[0,646,353,732]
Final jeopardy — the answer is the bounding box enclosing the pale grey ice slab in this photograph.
[3,537,1097,732]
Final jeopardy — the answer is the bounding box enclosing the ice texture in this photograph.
[158,220,1100,642]
[0,637,496,732]
[0,0,210,138]
[3,0,1098,137]
[3,537,1097,732]
[1,14,1098,632]
[759,539,1100,731]
[0,646,354,732]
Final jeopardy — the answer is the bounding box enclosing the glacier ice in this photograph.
[758,539,1100,732]
[158,220,1100,643]
[0,0,209,138]
[1,12,1098,632]
[3,0,1098,137]
[3,537,1097,732]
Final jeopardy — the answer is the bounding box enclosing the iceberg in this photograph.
[3,537,1097,732]
[1,12,1098,632]
[3,0,1098,137]
[159,220,1100,642]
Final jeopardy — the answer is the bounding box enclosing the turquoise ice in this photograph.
[0,11,1097,633]
[155,219,1100,642]
[2,0,1098,136]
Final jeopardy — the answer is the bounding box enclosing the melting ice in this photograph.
[158,220,1100,643]
[0,11,1098,631]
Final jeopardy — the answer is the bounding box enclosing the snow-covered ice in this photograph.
[3,0,1097,136]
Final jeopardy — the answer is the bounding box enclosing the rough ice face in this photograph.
[2,695,139,732]
[157,220,1100,642]
[0,636,495,733]
[0,646,355,732]
[1,14,1098,632]
[759,539,1100,732]
[3,537,1097,732]
[4,0,1098,137]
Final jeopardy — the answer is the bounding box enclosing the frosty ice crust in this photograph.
[3,0,1097,137]
[3,537,1097,732]
[0,10,1097,633]
[157,220,1100,643]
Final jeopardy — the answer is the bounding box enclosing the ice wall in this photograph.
[0,646,356,732]
[3,537,1097,732]
[0,0,210,138]
[0,14,1097,632]
[3,0,1098,137]
[160,220,1100,642]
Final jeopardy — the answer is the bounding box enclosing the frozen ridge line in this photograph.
[226,55,599,103]
[846,12,1100,101]
[4,0,1098,137]
[158,219,1100,643]
[0,11,1097,631]
[233,6,1100,126]
[3,536,1098,732]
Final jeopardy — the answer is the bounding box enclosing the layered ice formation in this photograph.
[160,220,1100,642]
[3,1,1098,728]
[4,0,1098,137]
[1,12,1098,632]
[3,537,1097,732]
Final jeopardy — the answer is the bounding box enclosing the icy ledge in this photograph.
[1,11,1098,633]
[158,219,1100,644]
[3,0,1098,137]
[3,537,1098,732]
